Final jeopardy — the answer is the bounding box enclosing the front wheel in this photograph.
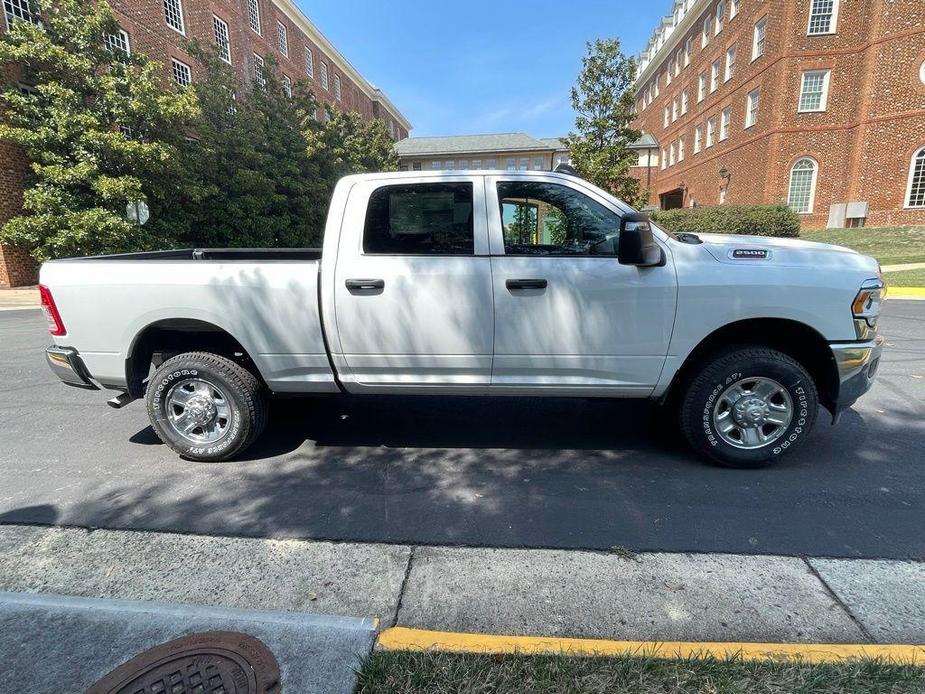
[680,347,818,468]
[145,351,268,461]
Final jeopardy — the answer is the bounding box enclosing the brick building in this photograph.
[630,0,925,229]
[0,0,411,287]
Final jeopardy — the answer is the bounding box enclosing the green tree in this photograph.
[0,0,198,260]
[564,38,643,206]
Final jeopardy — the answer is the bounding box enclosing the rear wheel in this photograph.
[145,351,268,461]
[680,347,818,468]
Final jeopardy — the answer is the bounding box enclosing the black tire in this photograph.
[145,351,268,461]
[680,347,818,468]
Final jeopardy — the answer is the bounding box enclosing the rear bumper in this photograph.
[46,346,99,390]
[830,336,883,417]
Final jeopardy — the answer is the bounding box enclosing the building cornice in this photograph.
[635,0,712,88]
[272,0,412,131]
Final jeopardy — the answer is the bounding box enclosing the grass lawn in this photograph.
[884,268,925,288]
[355,650,925,694]
[801,227,925,265]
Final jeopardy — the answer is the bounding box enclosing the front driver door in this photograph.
[332,177,494,391]
[487,176,676,394]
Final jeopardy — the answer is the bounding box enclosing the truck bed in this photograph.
[52,248,323,262]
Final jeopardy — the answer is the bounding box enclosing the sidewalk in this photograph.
[1,524,923,691]
[0,287,39,310]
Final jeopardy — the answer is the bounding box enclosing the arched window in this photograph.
[788,158,818,213]
[908,146,925,208]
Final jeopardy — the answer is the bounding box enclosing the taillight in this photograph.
[39,284,66,336]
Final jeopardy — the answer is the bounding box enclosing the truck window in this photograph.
[364,183,474,255]
[497,181,620,256]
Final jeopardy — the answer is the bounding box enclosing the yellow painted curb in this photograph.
[886,286,925,298]
[377,627,925,664]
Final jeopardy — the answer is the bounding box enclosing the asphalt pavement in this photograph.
[1,303,923,559]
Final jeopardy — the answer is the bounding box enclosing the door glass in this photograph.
[497,181,620,256]
[364,182,474,255]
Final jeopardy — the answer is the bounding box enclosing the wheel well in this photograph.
[668,318,839,413]
[126,319,263,398]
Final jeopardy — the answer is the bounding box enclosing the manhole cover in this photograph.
[85,631,281,694]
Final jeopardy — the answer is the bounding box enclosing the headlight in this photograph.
[852,279,885,338]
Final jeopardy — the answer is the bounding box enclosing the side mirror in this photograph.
[618,213,664,267]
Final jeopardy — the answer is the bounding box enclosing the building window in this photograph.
[213,16,231,63]
[672,97,678,122]
[171,58,191,86]
[698,73,706,102]
[808,0,839,35]
[720,107,731,140]
[655,75,660,97]
[334,74,341,101]
[694,125,703,153]
[715,0,725,35]
[661,148,667,170]
[445,161,455,170]
[253,53,265,87]
[725,45,736,81]
[412,162,422,171]
[670,142,676,166]
[746,88,760,127]
[106,29,130,56]
[788,158,818,213]
[675,51,682,75]
[706,117,716,147]
[458,160,468,170]
[4,0,36,26]
[711,59,720,92]
[163,0,185,34]
[678,137,685,162]
[798,70,830,111]
[320,62,329,90]
[277,20,288,57]
[685,37,692,66]
[486,159,497,169]
[921,60,925,86]
[730,0,740,19]
[681,89,689,114]
[248,0,261,34]
[702,16,711,48]
[305,48,314,78]
[519,158,529,171]
[666,65,672,85]
[664,106,670,128]
[753,17,767,60]
[906,147,925,208]
[431,161,441,170]
[282,74,292,98]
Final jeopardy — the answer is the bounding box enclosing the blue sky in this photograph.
[295,0,665,138]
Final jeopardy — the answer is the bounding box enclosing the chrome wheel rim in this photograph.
[712,377,793,450]
[165,378,231,444]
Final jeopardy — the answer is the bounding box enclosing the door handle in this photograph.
[506,278,547,290]
[345,278,385,290]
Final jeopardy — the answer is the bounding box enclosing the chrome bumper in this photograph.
[830,336,883,417]
[46,346,99,390]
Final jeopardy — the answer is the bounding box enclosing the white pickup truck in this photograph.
[40,169,885,468]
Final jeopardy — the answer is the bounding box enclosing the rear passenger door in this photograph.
[331,177,494,391]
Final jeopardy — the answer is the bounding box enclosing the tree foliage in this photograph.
[0,0,197,260]
[564,38,643,207]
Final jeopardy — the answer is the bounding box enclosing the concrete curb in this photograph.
[886,286,925,300]
[377,626,925,663]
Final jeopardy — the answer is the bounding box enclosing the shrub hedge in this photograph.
[649,203,801,238]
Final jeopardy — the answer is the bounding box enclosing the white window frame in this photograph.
[711,59,720,92]
[720,107,731,140]
[746,87,760,128]
[212,15,231,64]
[753,17,767,61]
[163,0,185,35]
[681,89,689,114]
[905,146,925,208]
[706,117,716,147]
[702,16,711,48]
[675,51,682,75]
[694,125,703,153]
[320,61,329,91]
[715,0,725,35]
[170,58,191,86]
[282,74,292,97]
[334,74,342,101]
[725,45,736,82]
[685,37,692,66]
[678,137,685,162]
[661,148,667,170]
[248,0,261,34]
[807,0,839,36]
[431,161,441,170]
[730,0,740,19]
[4,0,37,27]
[670,142,676,166]
[106,29,131,56]
[305,48,314,78]
[664,106,670,128]
[277,20,288,57]
[798,69,831,112]
[253,53,265,87]
[698,73,706,102]
[667,65,672,85]
[788,157,819,214]
[672,97,678,122]
[486,159,497,170]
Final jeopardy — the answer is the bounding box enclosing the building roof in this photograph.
[395,133,561,157]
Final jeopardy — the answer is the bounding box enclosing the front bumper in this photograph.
[830,336,883,417]
[46,346,99,390]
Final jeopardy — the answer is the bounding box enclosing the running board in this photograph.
[107,392,137,409]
